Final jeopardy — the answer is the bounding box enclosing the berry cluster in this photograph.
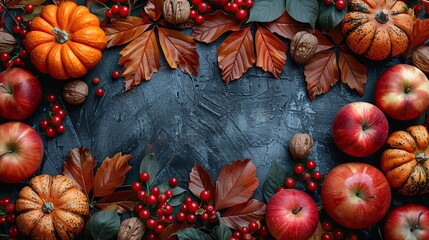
[189,0,213,25]
[222,0,253,21]
[324,0,346,11]
[320,220,358,240]
[229,222,269,240]
[189,0,254,24]
[105,3,130,18]
[39,94,67,138]
[91,77,105,97]
[0,196,20,240]
[279,159,322,192]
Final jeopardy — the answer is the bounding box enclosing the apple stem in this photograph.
[0,149,14,158]
[0,83,12,95]
[410,211,424,232]
[292,206,303,214]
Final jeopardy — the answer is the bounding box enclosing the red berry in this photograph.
[325,0,333,5]
[7,213,15,223]
[195,15,205,24]
[136,190,147,200]
[307,181,317,191]
[157,194,167,203]
[234,0,244,6]
[284,177,295,188]
[244,0,253,8]
[276,186,286,192]
[95,88,105,97]
[192,0,202,5]
[312,171,322,181]
[186,213,197,223]
[322,233,333,240]
[294,164,305,175]
[111,4,120,14]
[166,215,174,223]
[322,221,333,231]
[229,238,238,240]
[302,172,311,181]
[12,25,21,35]
[229,3,239,12]
[306,160,317,170]
[56,124,65,134]
[147,233,156,240]
[51,103,62,113]
[248,221,259,232]
[335,0,346,10]
[112,70,121,79]
[201,212,210,221]
[3,59,12,68]
[132,181,142,192]
[0,196,11,206]
[0,216,6,224]
[19,49,28,57]
[119,6,129,17]
[240,227,249,234]
[242,233,252,240]
[414,4,423,14]
[139,209,150,219]
[13,57,22,66]
[206,205,214,212]
[92,77,101,85]
[151,186,160,196]
[146,194,157,205]
[146,218,157,229]
[199,190,211,201]
[156,208,164,216]
[224,3,231,11]
[187,201,199,213]
[51,115,62,126]
[0,5,3,12]
[45,127,56,138]
[333,229,344,239]
[235,9,248,20]
[133,203,144,213]
[105,9,113,18]
[0,52,9,61]
[8,225,19,237]
[154,224,164,234]
[185,197,193,204]
[5,203,15,213]
[233,231,242,238]
[163,204,173,215]
[47,94,57,103]
[25,4,34,13]
[165,189,173,198]
[198,2,209,13]
[39,119,49,130]
[180,203,187,212]
[140,171,150,182]
[56,110,66,119]
[169,177,178,187]
[19,29,28,37]
[14,16,23,23]
[189,9,197,18]
[176,212,186,222]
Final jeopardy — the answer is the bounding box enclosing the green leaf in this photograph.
[158,183,187,206]
[317,1,347,31]
[210,212,232,240]
[88,2,107,22]
[262,160,289,202]
[84,210,120,240]
[139,153,158,189]
[285,0,319,28]
[247,0,285,23]
[173,228,213,240]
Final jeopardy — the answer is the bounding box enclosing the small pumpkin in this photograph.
[380,125,429,196]
[24,1,107,80]
[15,174,89,239]
[341,0,413,61]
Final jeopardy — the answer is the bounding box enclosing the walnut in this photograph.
[288,133,314,160]
[411,45,429,74]
[290,31,318,64]
[117,217,145,240]
[0,32,17,54]
[163,0,190,25]
[62,80,88,105]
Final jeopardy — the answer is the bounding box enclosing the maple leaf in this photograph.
[221,199,266,230]
[192,10,241,43]
[405,18,429,57]
[255,26,287,79]
[263,11,310,40]
[93,152,133,198]
[188,164,215,204]
[103,17,151,48]
[215,159,258,210]
[63,147,96,197]
[158,26,199,76]
[94,190,137,213]
[338,49,367,96]
[218,26,256,83]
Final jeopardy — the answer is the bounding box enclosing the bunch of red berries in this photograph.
[0,196,20,240]
[229,222,269,240]
[222,0,253,21]
[189,0,254,24]
[324,0,347,11]
[279,159,322,192]
[189,0,213,24]
[319,219,358,240]
[39,94,67,138]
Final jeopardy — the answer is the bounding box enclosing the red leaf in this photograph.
[63,147,96,197]
[221,199,266,230]
[255,26,287,79]
[405,18,429,57]
[5,0,46,8]
[158,27,199,76]
[159,223,194,240]
[188,164,215,204]
[145,0,163,21]
[0,16,4,31]
[215,159,258,210]
[338,50,367,96]
[118,28,160,90]
[93,152,133,198]
[192,10,241,43]
[103,17,151,48]
[264,11,310,39]
[304,50,339,100]
[313,30,334,53]
[218,26,255,84]
[95,190,137,213]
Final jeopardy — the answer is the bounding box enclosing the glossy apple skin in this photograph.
[0,67,42,120]
[375,64,429,120]
[384,204,429,240]
[332,102,389,157]
[0,122,44,183]
[321,162,391,229]
[266,189,319,240]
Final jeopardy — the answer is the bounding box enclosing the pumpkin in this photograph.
[15,174,89,239]
[341,0,413,61]
[24,1,107,80]
[380,125,429,196]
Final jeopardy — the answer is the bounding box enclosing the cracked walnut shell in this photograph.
[117,217,145,240]
[62,80,88,105]
[163,0,190,25]
[290,31,318,64]
[289,133,314,160]
[0,32,17,54]
[411,45,429,74]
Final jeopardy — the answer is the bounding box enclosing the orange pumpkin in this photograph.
[341,0,413,61]
[380,125,429,196]
[15,174,89,239]
[24,2,107,80]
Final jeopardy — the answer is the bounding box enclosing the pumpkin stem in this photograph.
[0,83,12,95]
[292,206,303,214]
[42,202,55,213]
[410,211,424,232]
[52,27,69,44]
[415,152,429,163]
[0,149,14,158]
[375,9,389,24]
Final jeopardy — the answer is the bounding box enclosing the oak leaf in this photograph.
[263,11,310,40]
[221,199,266,230]
[255,26,287,79]
[95,190,137,213]
[189,164,215,204]
[103,17,151,48]
[215,159,258,210]
[218,26,255,83]
[192,10,241,43]
[93,153,133,197]
[63,147,96,197]
[338,49,367,96]
[405,18,429,57]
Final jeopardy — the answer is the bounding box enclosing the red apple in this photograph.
[332,102,389,157]
[0,122,44,183]
[384,204,429,240]
[266,189,319,240]
[0,67,42,120]
[375,64,429,120]
[321,162,391,229]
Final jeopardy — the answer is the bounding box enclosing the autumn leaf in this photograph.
[263,11,310,40]
[63,147,96,197]
[95,190,137,213]
[188,164,215,204]
[405,18,429,57]
[218,26,255,84]
[158,26,199,76]
[5,0,45,8]
[313,30,335,53]
[221,199,266,230]
[93,152,133,198]
[192,10,241,43]
[119,28,160,91]
[145,0,163,21]
[159,222,194,240]
[338,49,367,96]
[304,50,339,100]
[103,17,151,48]
[51,0,74,6]
[22,5,44,21]
[308,221,324,240]
[255,26,287,79]
[0,16,4,31]
[215,159,258,210]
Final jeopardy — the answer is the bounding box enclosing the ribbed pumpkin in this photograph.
[24,2,107,80]
[15,174,89,239]
[380,125,429,196]
[341,0,413,61]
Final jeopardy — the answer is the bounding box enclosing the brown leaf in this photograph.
[338,50,367,96]
[264,11,310,40]
[22,5,44,21]
[103,17,151,48]
[255,26,287,79]
[304,50,339,100]
[93,153,133,198]
[221,199,266,230]
[51,0,75,6]
[192,10,241,43]
[218,26,255,84]
[307,221,324,240]
[145,0,163,21]
[5,0,45,8]
[0,16,4,31]
[326,25,345,46]
[313,30,334,53]
[159,223,194,240]
[63,147,96,197]
[118,28,160,91]
[215,159,258,210]
[158,26,199,76]
[188,164,215,204]
[405,19,429,57]
[95,190,137,213]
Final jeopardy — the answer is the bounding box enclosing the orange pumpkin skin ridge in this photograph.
[15,174,89,240]
[381,125,429,196]
[24,2,107,80]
